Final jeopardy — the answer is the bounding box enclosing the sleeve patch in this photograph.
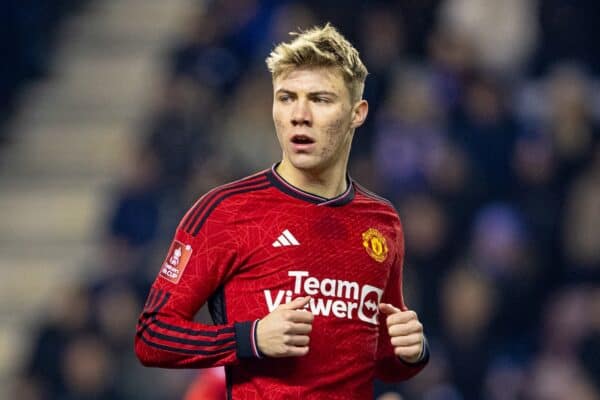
[159,240,193,284]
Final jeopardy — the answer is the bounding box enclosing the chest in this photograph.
[227,204,398,325]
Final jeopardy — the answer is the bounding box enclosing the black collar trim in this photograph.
[266,163,354,206]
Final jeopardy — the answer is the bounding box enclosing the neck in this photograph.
[275,160,349,199]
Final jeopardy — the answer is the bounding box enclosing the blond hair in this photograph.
[266,23,368,102]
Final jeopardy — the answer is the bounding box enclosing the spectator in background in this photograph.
[372,66,448,198]
[170,8,241,97]
[354,5,407,155]
[563,145,600,280]
[427,26,476,112]
[108,149,161,250]
[449,75,521,203]
[511,130,562,283]
[23,286,94,398]
[469,204,541,342]
[217,72,282,175]
[439,267,497,399]
[526,286,600,400]
[396,193,450,332]
[544,65,600,185]
[144,77,216,191]
[438,0,538,76]
[59,334,121,400]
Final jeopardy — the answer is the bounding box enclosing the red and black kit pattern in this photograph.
[135,166,428,399]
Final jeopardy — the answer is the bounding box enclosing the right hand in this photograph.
[256,296,314,357]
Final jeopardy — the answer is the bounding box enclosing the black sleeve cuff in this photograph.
[234,320,263,359]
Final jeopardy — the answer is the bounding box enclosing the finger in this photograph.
[388,320,422,337]
[287,310,315,323]
[378,303,401,315]
[394,344,423,360]
[386,310,418,326]
[286,346,310,357]
[279,296,312,310]
[288,322,312,334]
[390,333,422,347]
[285,334,310,346]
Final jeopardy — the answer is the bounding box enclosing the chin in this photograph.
[285,154,318,170]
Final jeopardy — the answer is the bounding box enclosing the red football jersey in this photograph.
[135,165,428,399]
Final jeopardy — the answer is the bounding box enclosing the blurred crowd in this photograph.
[0,0,91,144]
[11,0,600,399]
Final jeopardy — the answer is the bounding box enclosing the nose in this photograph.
[291,98,312,127]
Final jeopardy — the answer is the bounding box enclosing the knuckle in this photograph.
[284,322,294,332]
[275,347,287,357]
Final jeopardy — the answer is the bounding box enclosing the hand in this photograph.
[379,303,424,364]
[256,296,314,357]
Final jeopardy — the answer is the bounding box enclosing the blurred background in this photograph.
[0,0,599,399]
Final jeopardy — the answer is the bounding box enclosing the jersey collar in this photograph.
[266,163,355,206]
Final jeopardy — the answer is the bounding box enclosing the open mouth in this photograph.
[291,135,315,144]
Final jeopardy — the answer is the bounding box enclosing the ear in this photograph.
[350,99,369,129]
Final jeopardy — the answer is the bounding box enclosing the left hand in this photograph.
[379,303,424,364]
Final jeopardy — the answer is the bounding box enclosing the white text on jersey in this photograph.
[264,270,383,325]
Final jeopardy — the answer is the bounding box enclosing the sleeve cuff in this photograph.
[234,320,263,359]
[399,335,430,367]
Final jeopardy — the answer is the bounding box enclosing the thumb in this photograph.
[379,302,401,315]
[279,296,311,310]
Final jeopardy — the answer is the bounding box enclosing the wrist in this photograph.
[253,319,265,358]
[399,335,429,365]
[234,320,263,359]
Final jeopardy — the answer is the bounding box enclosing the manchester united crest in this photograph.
[362,228,388,263]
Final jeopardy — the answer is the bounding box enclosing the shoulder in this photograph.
[352,181,405,249]
[178,170,273,236]
[352,181,398,215]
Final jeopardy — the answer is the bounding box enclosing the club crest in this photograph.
[362,228,388,263]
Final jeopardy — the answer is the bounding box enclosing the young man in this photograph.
[135,24,429,399]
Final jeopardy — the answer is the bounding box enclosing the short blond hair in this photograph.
[266,23,368,103]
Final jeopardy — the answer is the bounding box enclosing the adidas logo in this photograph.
[272,229,300,247]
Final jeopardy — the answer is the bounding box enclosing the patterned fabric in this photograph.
[135,165,427,399]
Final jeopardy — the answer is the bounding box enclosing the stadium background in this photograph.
[1,0,599,399]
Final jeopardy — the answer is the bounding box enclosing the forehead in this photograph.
[273,67,347,94]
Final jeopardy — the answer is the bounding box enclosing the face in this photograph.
[272,67,368,175]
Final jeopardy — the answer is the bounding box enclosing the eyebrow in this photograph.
[275,89,338,98]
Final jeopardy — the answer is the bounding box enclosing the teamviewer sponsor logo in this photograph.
[263,271,384,325]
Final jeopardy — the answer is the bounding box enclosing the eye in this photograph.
[277,94,293,103]
[314,97,331,103]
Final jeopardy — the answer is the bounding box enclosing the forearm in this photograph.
[135,289,261,368]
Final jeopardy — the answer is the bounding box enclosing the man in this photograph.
[135,23,429,399]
